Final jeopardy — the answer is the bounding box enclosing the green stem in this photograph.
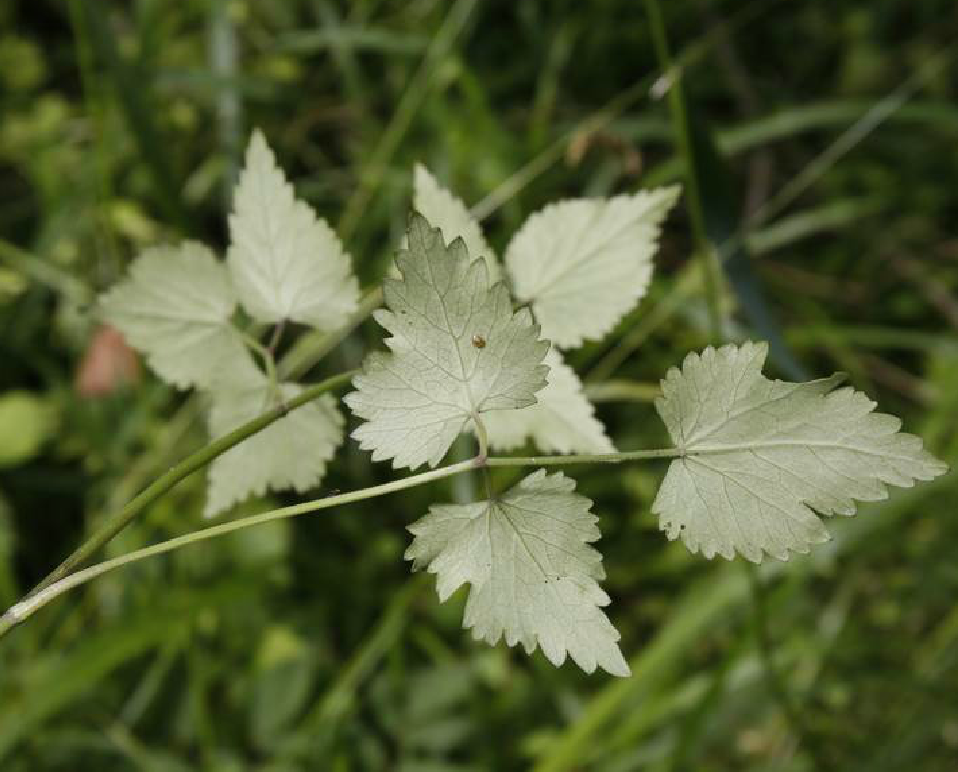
[1,447,685,638]
[472,413,493,499]
[472,413,490,460]
[286,576,426,756]
[1,458,480,637]
[267,319,287,355]
[471,0,778,223]
[586,265,701,382]
[584,380,661,403]
[336,0,478,241]
[279,287,383,380]
[644,0,724,345]
[745,564,833,771]
[23,370,358,598]
[66,0,122,272]
[485,448,681,467]
[241,330,279,388]
[0,238,91,304]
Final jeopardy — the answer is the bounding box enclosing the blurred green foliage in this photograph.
[1,0,958,769]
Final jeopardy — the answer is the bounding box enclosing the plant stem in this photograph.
[744,564,833,771]
[267,319,286,355]
[584,380,661,403]
[23,370,358,599]
[1,447,688,638]
[336,0,478,241]
[241,330,279,387]
[0,458,480,638]
[485,448,681,467]
[0,238,91,304]
[472,413,493,499]
[472,413,489,460]
[644,0,725,345]
[470,0,779,223]
[278,287,383,380]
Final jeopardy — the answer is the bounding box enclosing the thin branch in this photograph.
[336,0,478,240]
[584,380,661,403]
[471,0,782,221]
[1,458,481,637]
[745,564,834,771]
[23,370,358,598]
[644,0,725,345]
[2,447,689,637]
[278,287,383,379]
[267,319,287,355]
[241,330,279,387]
[485,448,681,468]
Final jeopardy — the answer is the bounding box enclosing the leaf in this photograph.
[344,213,550,470]
[505,187,680,348]
[205,374,344,517]
[413,164,499,280]
[652,341,948,562]
[406,470,629,676]
[100,242,259,390]
[482,348,614,454]
[227,130,359,328]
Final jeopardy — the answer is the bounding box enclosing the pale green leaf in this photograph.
[653,341,948,562]
[407,470,629,676]
[100,242,258,390]
[482,348,614,454]
[413,164,498,280]
[505,186,680,348]
[205,374,344,517]
[344,213,550,470]
[228,130,359,328]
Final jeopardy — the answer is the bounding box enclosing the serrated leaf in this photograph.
[205,375,343,517]
[227,130,359,328]
[407,470,629,676]
[653,341,948,562]
[99,242,258,390]
[413,164,498,281]
[505,187,680,348]
[482,348,614,454]
[344,213,550,470]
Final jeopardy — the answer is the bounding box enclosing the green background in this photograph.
[1,0,957,769]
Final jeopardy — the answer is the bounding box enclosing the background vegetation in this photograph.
[1,0,957,769]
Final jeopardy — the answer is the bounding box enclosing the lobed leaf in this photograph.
[407,470,629,676]
[653,341,948,561]
[482,348,614,454]
[505,187,680,348]
[413,164,498,280]
[344,213,549,470]
[205,374,344,517]
[228,130,359,329]
[99,242,258,390]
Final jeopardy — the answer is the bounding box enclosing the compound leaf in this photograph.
[413,164,498,280]
[100,242,258,390]
[344,213,550,470]
[205,374,344,517]
[407,469,629,676]
[505,187,680,348]
[653,341,948,561]
[228,130,359,329]
[483,348,614,454]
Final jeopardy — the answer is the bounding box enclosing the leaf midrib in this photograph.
[686,438,915,464]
